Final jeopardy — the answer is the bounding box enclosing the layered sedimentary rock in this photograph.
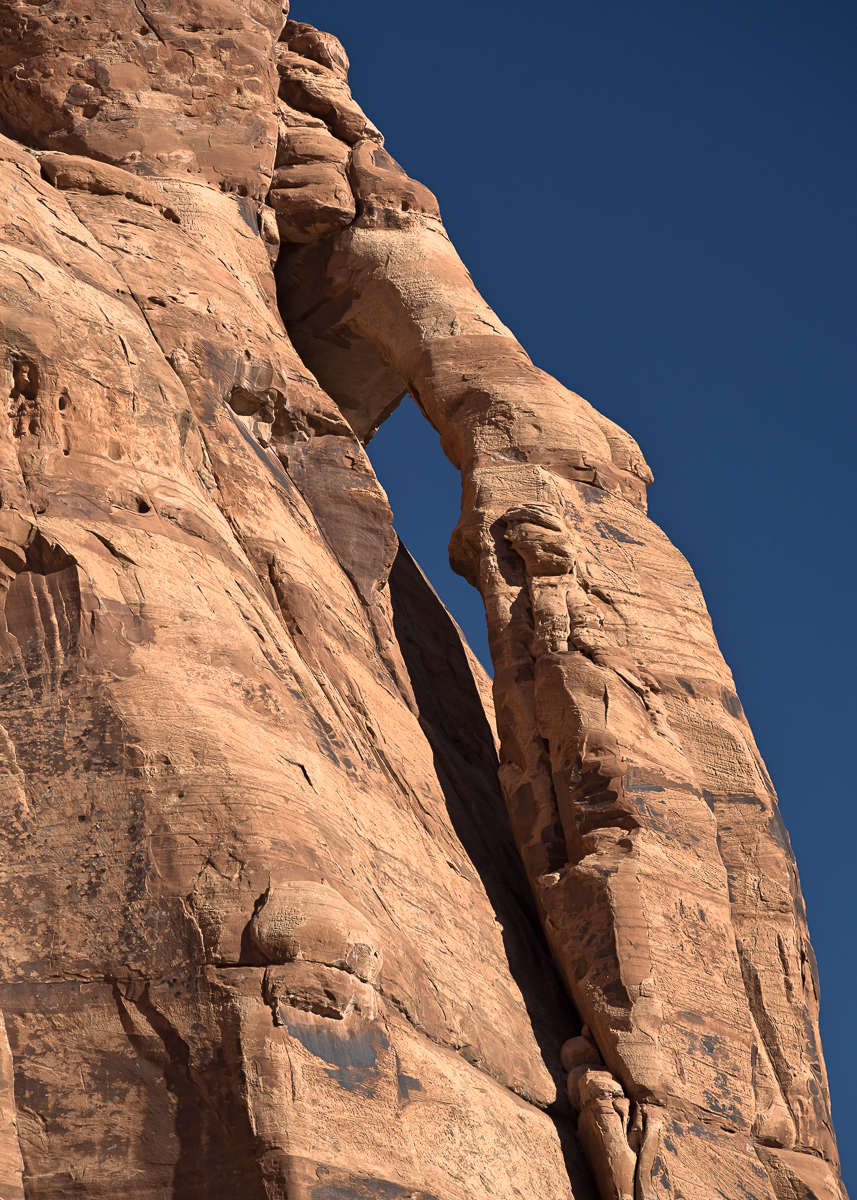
[0,4,845,1199]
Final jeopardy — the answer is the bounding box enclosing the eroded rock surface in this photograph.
[0,4,845,1199]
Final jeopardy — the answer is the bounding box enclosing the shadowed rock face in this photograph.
[0,5,845,1200]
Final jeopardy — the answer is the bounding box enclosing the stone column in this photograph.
[274,23,843,1198]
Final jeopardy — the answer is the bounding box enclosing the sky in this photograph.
[296,1,856,1183]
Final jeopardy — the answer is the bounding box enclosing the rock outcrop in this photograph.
[0,4,845,1199]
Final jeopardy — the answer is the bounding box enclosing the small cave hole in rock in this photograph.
[365,395,492,674]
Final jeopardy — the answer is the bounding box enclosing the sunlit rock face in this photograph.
[0,5,845,1199]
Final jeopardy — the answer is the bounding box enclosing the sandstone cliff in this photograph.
[0,4,845,1199]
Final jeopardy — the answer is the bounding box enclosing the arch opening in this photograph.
[364,395,492,675]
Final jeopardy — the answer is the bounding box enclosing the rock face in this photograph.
[0,5,845,1199]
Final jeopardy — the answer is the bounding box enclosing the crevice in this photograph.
[89,529,137,565]
[738,954,803,1139]
[283,757,312,788]
[132,0,166,46]
[107,976,271,1196]
[379,983,556,1112]
[111,979,238,1152]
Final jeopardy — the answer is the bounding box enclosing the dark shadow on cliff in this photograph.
[388,543,585,1106]
[110,982,269,1200]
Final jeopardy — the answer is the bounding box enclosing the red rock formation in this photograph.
[0,4,845,1198]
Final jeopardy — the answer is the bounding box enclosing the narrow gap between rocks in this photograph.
[365,396,492,675]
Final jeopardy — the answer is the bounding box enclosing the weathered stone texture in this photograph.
[0,4,845,1199]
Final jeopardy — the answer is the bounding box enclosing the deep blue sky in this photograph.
[297,2,856,1182]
